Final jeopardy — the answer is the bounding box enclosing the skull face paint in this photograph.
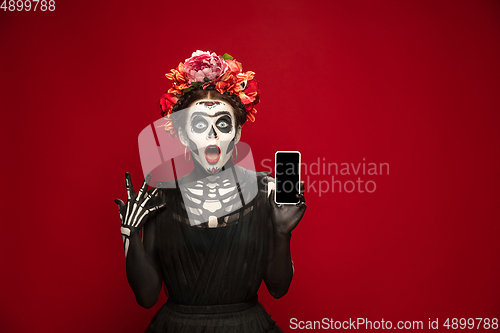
[182,99,239,174]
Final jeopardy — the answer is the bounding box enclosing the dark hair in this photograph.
[165,85,247,132]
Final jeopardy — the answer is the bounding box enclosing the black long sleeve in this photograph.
[125,215,163,308]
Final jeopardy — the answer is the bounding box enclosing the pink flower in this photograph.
[184,50,228,83]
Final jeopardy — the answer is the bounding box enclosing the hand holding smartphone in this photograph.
[274,151,301,205]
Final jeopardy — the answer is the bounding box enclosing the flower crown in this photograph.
[159,50,260,138]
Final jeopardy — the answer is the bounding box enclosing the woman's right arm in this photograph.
[115,172,165,308]
[124,215,162,308]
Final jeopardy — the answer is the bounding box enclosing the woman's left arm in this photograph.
[263,181,306,299]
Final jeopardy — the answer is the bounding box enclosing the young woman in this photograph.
[115,51,307,332]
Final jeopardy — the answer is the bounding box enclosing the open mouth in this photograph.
[205,145,221,164]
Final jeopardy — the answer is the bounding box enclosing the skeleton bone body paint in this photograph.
[180,100,239,175]
[177,166,258,227]
[116,173,165,258]
[182,172,238,227]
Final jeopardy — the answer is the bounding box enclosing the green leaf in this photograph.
[204,77,210,82]
[222,53,233,60]
[191,82,203,86]
[183,87,194,93]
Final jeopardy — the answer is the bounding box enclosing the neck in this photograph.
[184,159,236,183]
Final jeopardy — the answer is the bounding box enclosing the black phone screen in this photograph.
[275,151,301,204]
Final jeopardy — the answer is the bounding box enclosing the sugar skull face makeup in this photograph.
[180,99,240,174]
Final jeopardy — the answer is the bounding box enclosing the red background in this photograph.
[1,0,499,332]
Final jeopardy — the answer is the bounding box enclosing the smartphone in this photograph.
[275,151,301,205]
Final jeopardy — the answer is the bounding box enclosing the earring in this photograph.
[185,146,191,163]
[231,144,238,163]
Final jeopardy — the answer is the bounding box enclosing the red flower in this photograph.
[239,79,260,122]
[159,93,178,117]
[225,59,242,74]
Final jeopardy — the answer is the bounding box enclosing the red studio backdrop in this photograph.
[1,1,499,332]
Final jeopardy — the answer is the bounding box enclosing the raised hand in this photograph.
[114,172,165,257]
[269,181,307,236]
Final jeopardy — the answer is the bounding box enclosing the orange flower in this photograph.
[165,63,190,95]
[215,72,241,95]
[237,71,255,82]
[245,107,257,122]
[157,115,177,138]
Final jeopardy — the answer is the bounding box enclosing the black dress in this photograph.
[145,168,284,333]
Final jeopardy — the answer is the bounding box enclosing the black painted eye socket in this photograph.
[191,116,208,133]
[216,115,233,133]
[217,120,228,128]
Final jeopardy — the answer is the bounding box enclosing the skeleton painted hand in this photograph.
[269,181,306,236]
[114,172,165,258]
